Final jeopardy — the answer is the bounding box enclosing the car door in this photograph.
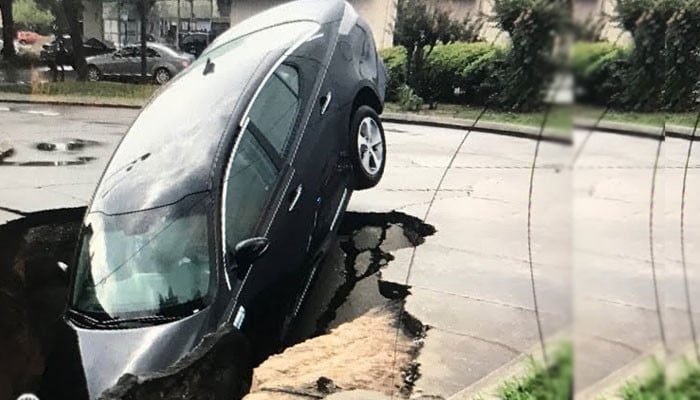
[223,63,317,360]
[106,46,134,76]
[128,46,146,76]
[287,21,352,253]
[146,47,160,75]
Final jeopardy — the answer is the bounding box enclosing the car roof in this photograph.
[205,0,345,55]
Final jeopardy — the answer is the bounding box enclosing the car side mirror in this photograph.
[231,237,269,278]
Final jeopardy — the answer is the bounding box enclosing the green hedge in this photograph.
[378,46,407,101]
[379,42,501,105]
[571,42,630,107]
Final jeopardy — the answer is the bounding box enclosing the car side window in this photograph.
[147,48,159,58]
[223,132,279,249]
[118,47,136,57]
[248,64,300,156]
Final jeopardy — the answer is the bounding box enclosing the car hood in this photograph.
[40,309,213,399]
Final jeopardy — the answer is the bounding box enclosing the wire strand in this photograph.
[679,110,700,362]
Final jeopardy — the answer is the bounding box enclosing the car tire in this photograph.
[87,65,101,82]
[349,105,386,190]
[155,68,172,85]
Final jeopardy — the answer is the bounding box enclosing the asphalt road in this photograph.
[574,127,700,397]
[4,102,693,398]
[0,102,134,222]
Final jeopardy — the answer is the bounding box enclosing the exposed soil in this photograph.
[0,207,85,400]
[245,305,416,400]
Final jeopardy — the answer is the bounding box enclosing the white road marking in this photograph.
[23,110,60,117]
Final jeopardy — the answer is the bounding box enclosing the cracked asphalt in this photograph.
[0,102,574,398]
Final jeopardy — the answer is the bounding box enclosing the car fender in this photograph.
[350,80,384,112]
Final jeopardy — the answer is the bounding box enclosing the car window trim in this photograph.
[246,120,285,170]
[238,26,319,129]
[245,62,302,161]
[219,125,288,290]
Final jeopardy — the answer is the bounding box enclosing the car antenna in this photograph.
[203,57,215,76]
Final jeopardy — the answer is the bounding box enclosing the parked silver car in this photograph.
[86,42,195,84]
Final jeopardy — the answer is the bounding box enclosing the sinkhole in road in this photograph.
[0,207,435,399]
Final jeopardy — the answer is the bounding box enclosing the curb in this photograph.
[575,118,698,140]
[574,118,663,140]
[576,342,698,400]
[666,124,698,140]
[446,330,571,400]
[0,96,572,144]
[0,95,143,109]
[382,112,571,145]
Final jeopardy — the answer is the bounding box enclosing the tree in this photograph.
[14,0,54,34]
[133,0,156,83]
[394,0,466,107]
[62,0,88,80]
[487,0,566,110]
[0,0,17,60]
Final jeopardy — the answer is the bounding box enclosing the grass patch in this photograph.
[620,362,667,400]
[621,361,700,400]
[576,105,699,129]
[385,102,572,131]
[497,344,572,400]
[0,81,158,100]
[669,363,700,398]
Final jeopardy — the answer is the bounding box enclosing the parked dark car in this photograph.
[85,42,195,84]
[40,36,116,66]
[179,32,211,58]
[39,0,387,399]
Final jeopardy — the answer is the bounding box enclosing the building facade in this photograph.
[83,0,512,49]
[227,0,397,48]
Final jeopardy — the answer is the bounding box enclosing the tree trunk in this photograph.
[0,0,16,60]
[62,0,88,80]
[139,3,147,83]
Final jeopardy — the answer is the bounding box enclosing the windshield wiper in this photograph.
[66,308,107,327]
[98,315,180,326]
[66,309,180,327]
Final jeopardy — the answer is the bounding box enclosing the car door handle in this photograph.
[320,91,332,116]
[288,184,303,211]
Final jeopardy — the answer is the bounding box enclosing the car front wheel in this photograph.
[87,65,101,82]
[349,105,386,190]
[155,68,172,85]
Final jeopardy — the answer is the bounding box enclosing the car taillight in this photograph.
[181,60,189,68]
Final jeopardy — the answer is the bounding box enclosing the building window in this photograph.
[104,19,119,44]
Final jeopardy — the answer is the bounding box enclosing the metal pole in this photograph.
[209,0,213,44]
[189,0,194,33]
[176,0,181,48]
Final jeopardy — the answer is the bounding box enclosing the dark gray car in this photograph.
[86,42,195,84]
[39,1,387,399]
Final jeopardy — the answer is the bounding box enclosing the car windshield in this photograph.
[69,192,214,321]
